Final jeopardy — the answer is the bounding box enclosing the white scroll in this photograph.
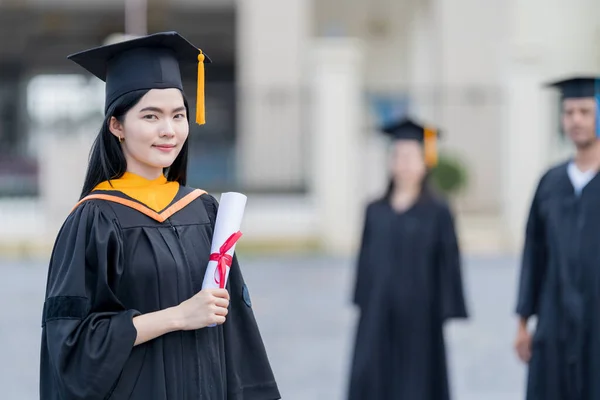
[201,192,247,290]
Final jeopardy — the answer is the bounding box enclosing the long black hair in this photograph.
[79,89,190,199]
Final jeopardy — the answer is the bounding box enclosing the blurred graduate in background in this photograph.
[515,76,600,400]
[347,117,469,400]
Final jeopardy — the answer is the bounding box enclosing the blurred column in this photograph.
[236,0,311,191]
[406,1,438,123]
[39,131,96,238]
[502,0,600,251]
[426,0,508,214]
[310,38,365,256]
[36,76,104,240]
[125,0,147,36]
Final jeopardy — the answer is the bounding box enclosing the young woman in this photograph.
[39,32,280,400]
[347,118,469,400]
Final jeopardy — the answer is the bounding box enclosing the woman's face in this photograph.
[390,139,427,187]
[109,88,189,179]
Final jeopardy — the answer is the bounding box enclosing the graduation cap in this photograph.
[546,76,600,99]
[67,31,211,125]
[546,76,600,136]
[380,117,441,167]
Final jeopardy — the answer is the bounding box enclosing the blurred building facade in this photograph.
[0,0,599,256]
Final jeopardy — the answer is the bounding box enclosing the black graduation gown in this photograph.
[39,186,280,400]
[348,195,468,400]
[516,162,600,400]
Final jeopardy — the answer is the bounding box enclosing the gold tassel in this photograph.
[423,127,438,167]
[196,51,206,125]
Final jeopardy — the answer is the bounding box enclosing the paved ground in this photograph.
[0,253,527,400]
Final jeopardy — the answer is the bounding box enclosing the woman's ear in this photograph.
[108,116,124,140]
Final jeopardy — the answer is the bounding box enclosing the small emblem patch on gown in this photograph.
[242,284,252,308]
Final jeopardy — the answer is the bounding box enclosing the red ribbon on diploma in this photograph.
[209,231,243,288]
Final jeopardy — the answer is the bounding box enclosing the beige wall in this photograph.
[314,0,411,90]
[314,0,510,213]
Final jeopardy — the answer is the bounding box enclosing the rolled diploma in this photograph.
[201,192,247,290]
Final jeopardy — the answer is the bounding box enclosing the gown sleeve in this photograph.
[515,177,548,319]
[201,195,281,400]
[40,201,140,399]
[436,203,469,321]
[352,204,373,309]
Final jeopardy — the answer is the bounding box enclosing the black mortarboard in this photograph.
[67,31,211,125]
[546,76,600,100]
[380,117,441,167]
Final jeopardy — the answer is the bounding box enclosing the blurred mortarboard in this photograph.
[546,76,600,100]
[67,31,211,125]
[380,117,441,167]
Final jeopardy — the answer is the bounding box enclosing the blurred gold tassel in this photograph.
[424,127,438,167]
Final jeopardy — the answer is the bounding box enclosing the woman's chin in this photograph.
[147,156,178,169]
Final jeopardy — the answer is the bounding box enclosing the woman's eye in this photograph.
[174,113,186,119]
[143,114,158,120]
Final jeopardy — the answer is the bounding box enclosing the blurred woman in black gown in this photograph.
[347,117,469,400]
